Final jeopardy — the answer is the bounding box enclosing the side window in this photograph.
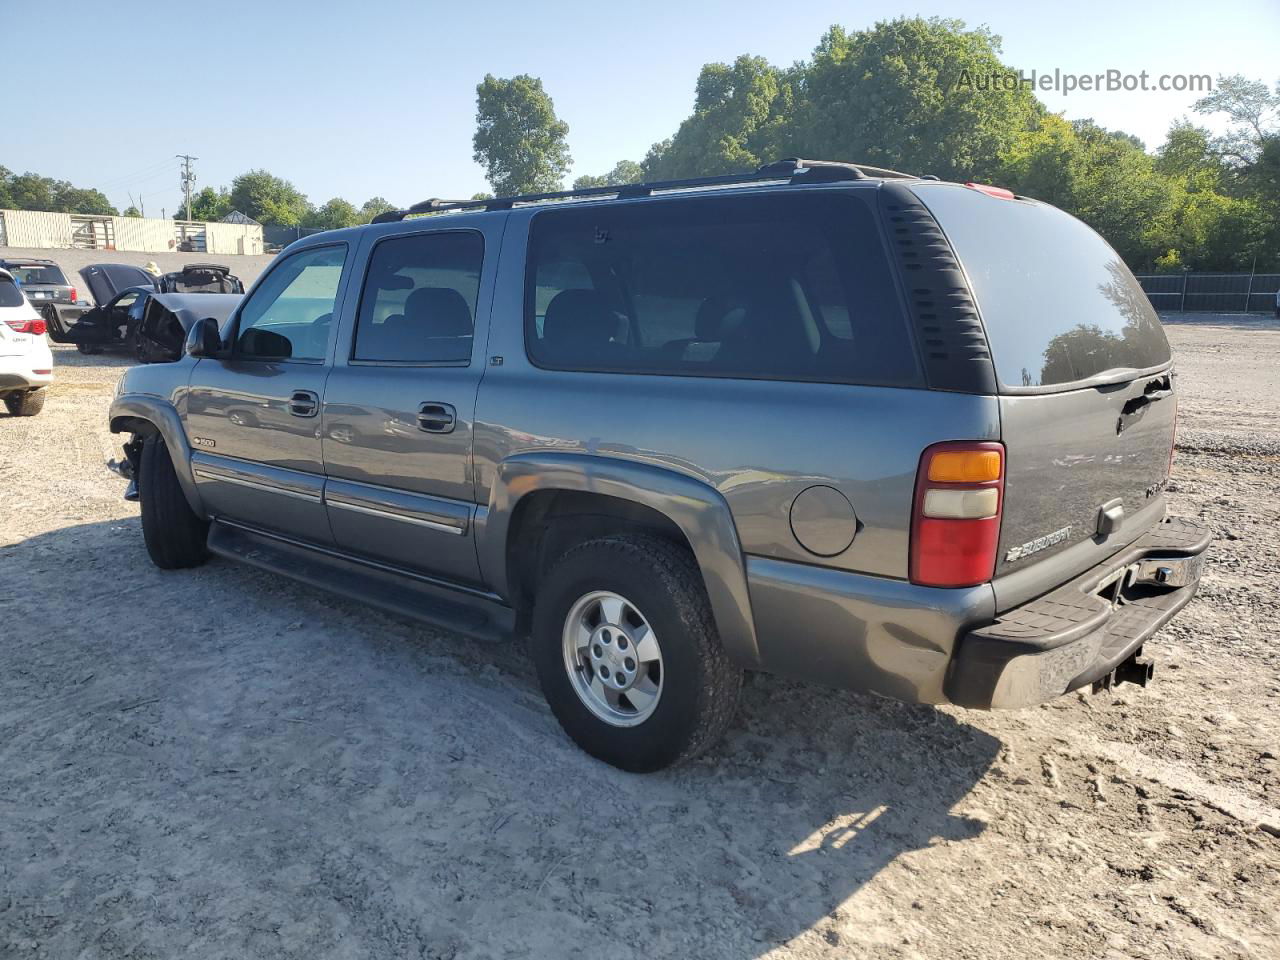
[236,244,346,361]
[523,194,921,386]
[353,231,483,364]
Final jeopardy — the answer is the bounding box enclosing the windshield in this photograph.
[913,183,1171,390]
[7,264,67,285]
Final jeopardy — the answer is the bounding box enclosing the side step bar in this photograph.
[207,519,516,644]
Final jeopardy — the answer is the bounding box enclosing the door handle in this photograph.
[288,390,319,418]
[417,402,456,433]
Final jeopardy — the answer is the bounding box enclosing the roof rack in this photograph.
[371,158,919,223]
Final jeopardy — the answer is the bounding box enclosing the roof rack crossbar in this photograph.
[375,158,917,222]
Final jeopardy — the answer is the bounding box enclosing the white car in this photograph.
[0,268,53,416]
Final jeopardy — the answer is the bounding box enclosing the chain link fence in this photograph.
[1137,273,1280,313]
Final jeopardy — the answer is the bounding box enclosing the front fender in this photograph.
[109,394,205,517]
[479,452,760,668]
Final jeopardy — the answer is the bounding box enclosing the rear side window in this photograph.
[0,278,23,307]
[914,184,1171,389]
[353,231,483,364]
[525,193,920,386]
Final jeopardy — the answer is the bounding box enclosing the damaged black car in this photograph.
[44,262,241,361]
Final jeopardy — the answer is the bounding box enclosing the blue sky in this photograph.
[13,0,1279,215]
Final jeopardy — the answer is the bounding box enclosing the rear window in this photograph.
[6,264,66,285]
[914,184,1171,389]
[525,192,920,386]
[0,278,24,307]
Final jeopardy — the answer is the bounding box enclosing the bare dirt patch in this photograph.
[0,321,1276,959]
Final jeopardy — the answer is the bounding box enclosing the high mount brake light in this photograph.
[964,182,1016,200]
[910,441,1006,588]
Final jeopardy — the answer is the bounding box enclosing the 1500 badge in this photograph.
[1005,525,1073,562]
[192,436,216,448]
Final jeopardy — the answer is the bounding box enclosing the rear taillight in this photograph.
[910,441,1005,588]
[4,318,46,335]
[70,286,77,303]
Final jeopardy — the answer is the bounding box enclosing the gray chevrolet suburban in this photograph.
[107,159,1210,771]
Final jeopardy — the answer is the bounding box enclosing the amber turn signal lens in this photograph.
[926,450,1002,484]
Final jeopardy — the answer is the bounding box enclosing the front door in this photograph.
[321,227,493,585]
[185,242,350,543]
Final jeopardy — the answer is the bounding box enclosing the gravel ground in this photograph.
[0,315,1277,959]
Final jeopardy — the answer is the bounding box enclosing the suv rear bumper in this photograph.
[945,518,1211,708]
[0,353,53,391]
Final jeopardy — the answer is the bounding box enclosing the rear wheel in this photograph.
[530,534,742,771]
[139,434,209,569]
[4,390,45,416]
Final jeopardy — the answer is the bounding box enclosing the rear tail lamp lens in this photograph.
[910,441,1005,588]
[4,318,46,335]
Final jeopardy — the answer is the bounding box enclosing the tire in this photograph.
[77,343,102,355]
[139,434,209,569]
[4,390,45,417]
[530,534,742,772]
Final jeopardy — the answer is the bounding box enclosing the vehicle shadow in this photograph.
[0,517,1001,959]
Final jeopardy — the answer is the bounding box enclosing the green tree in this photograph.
[797,18,1038,180]
[190,186,232,222]
[358,196,396,222]
[1194,74,1280,164]
[228,169,310,227]
[644,56,795,180]
[53,185,116,215]
[572,159,644,190]
[473,74,572,196]
[121,205,142,218]
[304,197,360,231]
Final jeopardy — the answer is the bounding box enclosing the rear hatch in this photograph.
[5,263,73,304]
[912,183,1176,590]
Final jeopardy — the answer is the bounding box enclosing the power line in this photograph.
[177,154,198,221]
[96,157,180,190]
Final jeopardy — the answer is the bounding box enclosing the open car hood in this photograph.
[78,264,156,305]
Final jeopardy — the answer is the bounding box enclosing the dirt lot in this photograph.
[1,316,1277,959]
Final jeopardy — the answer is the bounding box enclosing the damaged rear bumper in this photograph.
[945,518,1211,709]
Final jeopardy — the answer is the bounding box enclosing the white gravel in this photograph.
[0,316,1276,959]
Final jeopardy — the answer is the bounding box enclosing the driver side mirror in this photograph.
[185,316,225,359]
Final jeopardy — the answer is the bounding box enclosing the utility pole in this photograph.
[176,154,198,222]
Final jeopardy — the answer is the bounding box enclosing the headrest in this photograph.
[404,287,472,337]
[543,289,616,346]
[695,297,748,340]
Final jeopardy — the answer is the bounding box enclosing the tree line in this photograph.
[4,17,1275,271]
[0,165,395,232]
[472,17,1280,273]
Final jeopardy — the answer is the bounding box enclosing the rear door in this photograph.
[185,242,351,543]
[913,183,1176,592]
[319,223,497,585]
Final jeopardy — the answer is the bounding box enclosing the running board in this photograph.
[207,520,515,643]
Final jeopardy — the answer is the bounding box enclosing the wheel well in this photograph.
[506,490,695,634]
[110,415,160,437]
